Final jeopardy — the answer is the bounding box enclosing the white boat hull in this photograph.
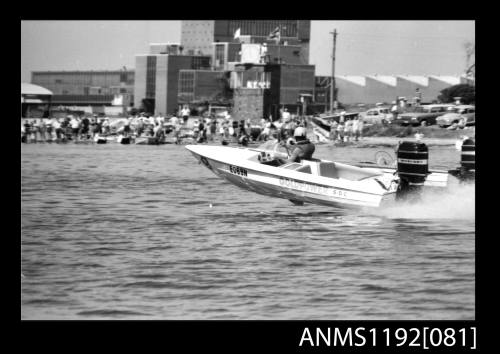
[186,145,398,208]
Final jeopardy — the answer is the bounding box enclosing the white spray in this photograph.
[374,179,475,220]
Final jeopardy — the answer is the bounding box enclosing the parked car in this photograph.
[393,104,454,126]
[436,105,475,127]
[359,107,393,125]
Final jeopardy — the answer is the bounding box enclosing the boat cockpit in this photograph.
[251,141,383,182]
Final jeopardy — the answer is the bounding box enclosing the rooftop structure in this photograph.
[315,75,467,105]
[21,83,53,118]
[181,20,310,60]
[21,83,53,96]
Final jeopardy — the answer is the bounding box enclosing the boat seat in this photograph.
[319,162,339,179]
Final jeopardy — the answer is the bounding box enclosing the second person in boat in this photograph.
[274,126,316,164]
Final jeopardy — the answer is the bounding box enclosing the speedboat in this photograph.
[94,134,107,144]
[185,141,400,208]
[135,136,174,145]
[117,135,133,144]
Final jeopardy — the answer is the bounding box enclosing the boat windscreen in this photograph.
[256,140,289,155]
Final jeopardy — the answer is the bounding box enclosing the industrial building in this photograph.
[133,43,211,115]
[135,21,314,118]
[314,75,470,106]
[30,70,135,115]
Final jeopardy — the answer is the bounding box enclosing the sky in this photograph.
[21,20,475,82]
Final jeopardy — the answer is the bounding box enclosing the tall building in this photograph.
[181,20,310,61]
[178,70,228,106]
[134,44,211,115]
[174,21,313,120]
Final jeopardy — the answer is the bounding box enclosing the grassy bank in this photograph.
[362,124,475,139]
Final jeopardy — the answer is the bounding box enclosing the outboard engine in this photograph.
[396,141,429,200]
[449,138,475,182]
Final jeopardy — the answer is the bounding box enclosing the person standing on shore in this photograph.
[136,117,144,136]
[352,116,360,142]
[181,105,190,125]
[70,116,79,141]
[219,120,226,140]
[153,122,162,139]
[357,116,364,140]
[51,118,61,141]
[61,117,70,140]
[232,120,239,140]
[102,118,110,135]
[336,118,345,142]
[123,117,131,137]
[170,114,180,141]
[95,118,103,135]
[39,119,47,142]
[81,115,90,139]
[23,120,31,143]
[391,101,398,121]
[209,117,217,141]
[30,120,38,142]
[345,118,353,142]
[45,118,53,141]
[330,119,338,142]
[339,111,346,124]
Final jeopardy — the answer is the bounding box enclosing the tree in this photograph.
[463,41,475,85]
[438,84,475,105]
[464,41,475,73]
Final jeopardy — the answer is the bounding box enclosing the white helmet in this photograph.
[294,127,307,137]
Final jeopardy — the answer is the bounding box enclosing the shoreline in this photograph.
[317,136,459,148]
[358,136,457,147]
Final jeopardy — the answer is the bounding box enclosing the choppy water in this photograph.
[21,141,475,320]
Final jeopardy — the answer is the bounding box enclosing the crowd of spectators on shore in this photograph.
[20,107,310,145]
[328,112,364,143]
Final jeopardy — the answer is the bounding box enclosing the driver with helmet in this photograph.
[275,126,316,164]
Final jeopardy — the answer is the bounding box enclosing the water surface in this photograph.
[21,142,475,319]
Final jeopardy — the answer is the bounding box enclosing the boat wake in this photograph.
[371,181,475,220]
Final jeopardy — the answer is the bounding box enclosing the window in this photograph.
[215,44,225,69]
[146,56,157,98]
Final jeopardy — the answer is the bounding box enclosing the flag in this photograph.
[268,26,280,43]
[234,28,241,39]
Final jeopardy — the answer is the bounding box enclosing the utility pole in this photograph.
[329,29,337,114]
